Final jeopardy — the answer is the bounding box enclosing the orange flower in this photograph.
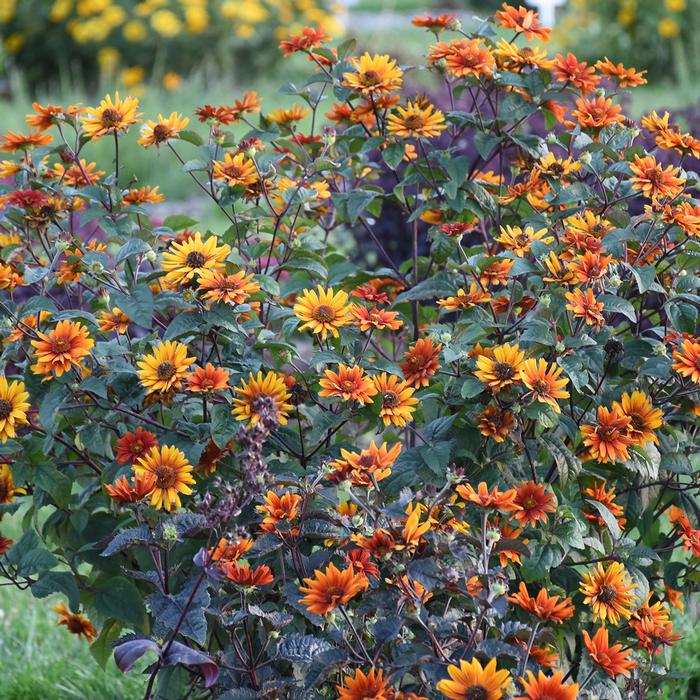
[352,528,396,556]
[515,671,578,700]
[456,482,519,511]
[437,284,491,311]
[583,481,626,529]
[496,225,553,257]
[579,561,636,625]
[512,481,557,527]
[187,363,230,393]
[232,370,292,426]
[1,129,53,152]
[372,373,418,427]
[221,561,274,587]
[583,627,637,678]
[257,490,301,533]
[437,657,512,700]
[595,57,647,87]
[279,25,331,57]
[115,427,158,464]
[400,338,442,387]
[212,152,258,187]
[122,185,164,205]
[672,338,700,383]
[629,155,685,201]
[197,269,260,306]
[565,288,604,329]
[567,250,613,284]
[519,359,569,413]
[319,364,378,405]
[571,96,624,129]
[105,472,156,504]
[493,518,526,566]
[26,102,83,130]
[350,304,402,331]
[412,13,456,30]
[343,53,403,95]
[209,537,253,563]
[336,667,393,700]
[329,440,402,485]
[633,617,681,653]
[298,562,368,615]
[553,53,599,94]
[580,405,634,464]
[31,320,94,378]
[495,2,551,40]
[475,342,525,392]
[393,575,433,606]
[665,585,684,612]
[613,390,662,446]
[629,594,671,640]
[429,38,496,78]
[53,601,98,643]
[97,307,130,334]
[478,405,514,442]
[81,92,141,140]
[398,503,431,551]
[346,549,380,579]
[480,259,514,286]
[508,582,574,624]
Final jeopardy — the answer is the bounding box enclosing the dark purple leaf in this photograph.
[162,640,219,688]
[113,637,160,673]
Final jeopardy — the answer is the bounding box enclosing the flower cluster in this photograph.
[0,0,339,90]
[1,5,700,699]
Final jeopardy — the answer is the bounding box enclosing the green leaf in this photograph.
[95,577,147,628]
[31,571,80,610]
[585,499,622,540]
[112,285,154,329]
[210,403,237,449]
[34,466,72,508]
[39,386,69,434]
[601,294,636,323]
[163,214,199,230]
[101,525,153,556]
[382,142,405,170]
[115,238,151,266]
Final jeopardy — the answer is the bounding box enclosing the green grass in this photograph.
[0,511,147,699]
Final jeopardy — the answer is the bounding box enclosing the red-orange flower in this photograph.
[221,561,274,587]
[478,405,514,442]
[400,338,442,388]
[508,582,574,623]
[115,427,158,464]
[279,25,331,57]
[350,304,402,331]
[456,482,520,511]
[336,667,393,700]
[298,562,368,615]
[515,671,578,700]
[53,601,98,643]
[512,481,557,527]
[583,627,636,677]
[209,537,253,563]
[31,320,94,378]
[672,338,700,384]
[571,96,624,129]
[580,405,634,463]
[629,155,685,201]
[105,473,156,504]
[495,2,551,40]
[554,53,599,94]
[319,364,378,405]
[187,363,230,393]
[256,490,301,533]
[565,287,604,329]
[595,57,647,87]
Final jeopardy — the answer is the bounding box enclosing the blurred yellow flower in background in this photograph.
[658,16,681,37]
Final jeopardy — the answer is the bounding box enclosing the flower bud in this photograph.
[90,261,104,274]
[579,151,592,166]
[161,523,179,546]
[491,580,508,597]
[486,528,501,544]
[183,288,197,303]
[540,294,551,308]
[545,133,557,145]
[555,341,566,353]
[608,274,621,288]
[653,343,668,357]
[146,250,157,263]
[55,239,70,252]
[440,332,452,344]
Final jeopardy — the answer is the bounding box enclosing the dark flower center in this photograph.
[598,426,616,441]
[312,304,335,323]
[152,124,172,142]
[465,686,488,700]
[532,379,549,394]
[340,380,357,392]
[157,361,176,380]
[0,399,12,419]
[382,391,399,408]
[52,338,71,354]
[403,114,425,130]
[599,585,618,603]
[494,362,515,380]
[630,414,645,430]
[101,108,122,128]
[67,617,87,634]
[358,455,375,468]
[153,464,177,489]
[361,69,381,86]
[186,251,206,268]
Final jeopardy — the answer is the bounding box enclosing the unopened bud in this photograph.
[90,261,104,274]
[491,580,508,597]
[145,250,157,263]
[579,151,592,166]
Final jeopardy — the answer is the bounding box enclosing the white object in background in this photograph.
[530,0,567,27]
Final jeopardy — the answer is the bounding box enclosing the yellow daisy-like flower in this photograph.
[342,53,404,95]
[161,232,231,286]
[372,373,418,427]
[132,444,195,511]
[138,112,189,149]
[0,376,30,443]
[580,561,636,625]
[613,390,663,446]
[475,342,526,392]
[267,104,309,125]
[519,358,570,413]
[212,152,258,187]
[495,225,553,257]
[386,101,447,138]
[81,92,141,140]
[232,371,293,426]
[0,463,25,504]
[293,286,352,341]
[137,341,196,395]
[437,657,512,700]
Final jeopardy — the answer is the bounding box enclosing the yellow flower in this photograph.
[82,92,141,140]
[133,445,195,511]
[137,341,196,395]
[120,66,145,88]
[123,19,147,42]
[343,53,403,94]
[293,286,352,340]
[0,376,28,443]
[387,101,447,138]
[232,371,292,426]
[658,17,680,37]
[162,72,182,91]
[212,152,258,187]
[151,9,181,37]
[161,231,231,286]
[0,463,24,503]
[372,373,418,427]
[138,112,189,149]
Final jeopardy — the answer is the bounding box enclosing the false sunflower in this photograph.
[132,444,196,512]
